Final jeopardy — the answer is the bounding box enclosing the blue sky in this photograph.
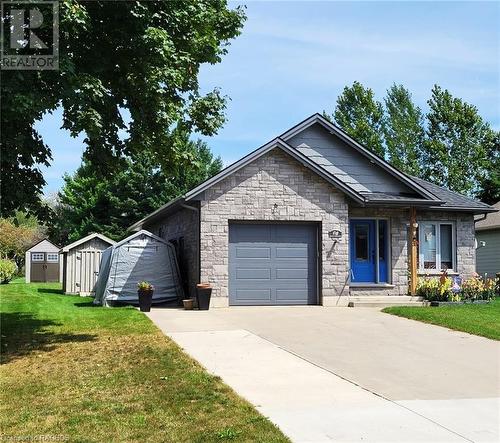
[37,0,500,195]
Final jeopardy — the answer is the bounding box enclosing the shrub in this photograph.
[416,272,497,302]
[416,276,452,301]
[0,259,17,284]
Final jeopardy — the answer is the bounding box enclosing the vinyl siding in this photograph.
[476,229,500,277]
[288,123,418,195]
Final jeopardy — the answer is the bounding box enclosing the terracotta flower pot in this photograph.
[138,289,154,312]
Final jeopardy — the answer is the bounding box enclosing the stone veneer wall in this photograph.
[348,207,476,296]
[145,206,200,298]
[199,148,349,306]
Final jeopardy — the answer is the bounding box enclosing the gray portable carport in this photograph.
[93,230,183,306]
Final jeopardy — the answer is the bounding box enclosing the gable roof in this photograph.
[61,233,116,253]
[475,201,500,231]
[129,114,496,230]
[185,138,365,203]
[26,238,60,252]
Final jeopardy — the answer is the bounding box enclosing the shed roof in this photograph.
[26,238,60,253]
[61,233,116,253]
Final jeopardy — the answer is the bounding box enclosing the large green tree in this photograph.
[50,140,223,244]
[422,85,492,197]
[384,84,425,175]
[326,81,385,157]
[1,1,245,217]
[477,131,500,204]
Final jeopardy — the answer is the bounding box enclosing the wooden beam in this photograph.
[409,207,418,296]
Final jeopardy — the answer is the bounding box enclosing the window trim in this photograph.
[31,253,45,262]
[418,221,456,272]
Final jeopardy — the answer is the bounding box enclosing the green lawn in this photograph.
[0,279,289,443]
[383,297,500,340]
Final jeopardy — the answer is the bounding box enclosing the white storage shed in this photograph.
[61,233,116,295]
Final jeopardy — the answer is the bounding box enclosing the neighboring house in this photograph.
[25,239,62,283]
[60,233,116,295]
[129,114,496,307]
[475,201,500,278]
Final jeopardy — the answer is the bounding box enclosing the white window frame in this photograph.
[418,221,456,272]
[31,253,45,262]
[46,253,59,262]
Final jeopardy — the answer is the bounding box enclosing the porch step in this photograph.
[347,296,425,308]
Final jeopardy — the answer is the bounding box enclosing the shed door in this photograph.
[76,249,103,295]
[30,252,59,282]
[229,224,317,306]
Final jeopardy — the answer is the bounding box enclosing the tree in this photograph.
[477,131,500,204]
[384,84,425,175]
[325,81,385,157]
[1,1,245,217]
[50,139,223,244]
[422,85,492,197]
[0,212,46,270]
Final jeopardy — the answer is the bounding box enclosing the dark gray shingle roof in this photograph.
[410,176,494,211]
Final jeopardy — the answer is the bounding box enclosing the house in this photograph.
[25,239,62,283]
[60,233,116,295]
[475,201,500,278]
[129,114,496,307]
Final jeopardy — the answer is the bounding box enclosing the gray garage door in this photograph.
[229,223,318,306]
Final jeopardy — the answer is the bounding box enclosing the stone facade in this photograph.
[146,206,200,298]
[145,149,476,305]
[199,148,349,306]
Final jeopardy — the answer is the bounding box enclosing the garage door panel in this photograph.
[275,268,309,279]
[235,288,272,302]
[275,246,308,258]
[230,224,272,242]
[235,246,271,259]
[236,268,271,280]
[276,288,310,302]
[229,224,317,306]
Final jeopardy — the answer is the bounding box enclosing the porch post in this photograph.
[409,207,418,296]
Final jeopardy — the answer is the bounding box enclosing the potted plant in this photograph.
[196,283,212,310]
[137,281,154,312]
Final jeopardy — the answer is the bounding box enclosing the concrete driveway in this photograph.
[147,306,500,442]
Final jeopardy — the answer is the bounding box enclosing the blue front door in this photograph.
[350,219,388,283]
[350,220,376,282]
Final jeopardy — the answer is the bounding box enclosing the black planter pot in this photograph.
[196,286,212,310]
[138,289,154,312]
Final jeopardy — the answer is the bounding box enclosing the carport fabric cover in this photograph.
[93,231,183,305]
[229,223,317,305]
